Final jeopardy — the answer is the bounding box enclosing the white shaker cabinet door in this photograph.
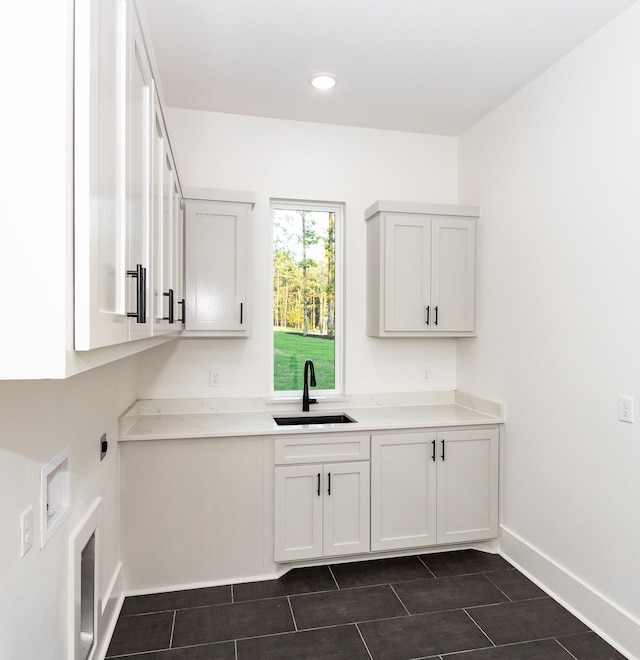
[322,462,370,557]
[383,214,432,332]
[371,432,438,551]
[124,8,153,341]
[431,217,476,332]
[274,465,323,562]
[184,200,249,334]
[74,0,130,350]
[436,428,499,544]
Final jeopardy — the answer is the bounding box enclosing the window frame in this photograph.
[270,198,345,400]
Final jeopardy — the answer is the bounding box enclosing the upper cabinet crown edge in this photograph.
[365,200,479,220]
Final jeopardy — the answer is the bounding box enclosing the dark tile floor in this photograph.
[106,549,626,659]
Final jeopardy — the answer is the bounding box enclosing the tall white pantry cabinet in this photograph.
[74,0,184,352]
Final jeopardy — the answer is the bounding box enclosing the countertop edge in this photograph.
[119,398,504,442]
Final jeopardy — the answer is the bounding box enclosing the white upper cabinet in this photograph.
[151,96,183,334]
[74,0,130,350]
[172,181,186,326]
[74,0,182,351]
[183,192,255,336]
[366,201,478,337]
[125,8,153,341]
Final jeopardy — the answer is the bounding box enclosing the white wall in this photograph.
[136,111,460,398]
[458,3,640,656]
[0,359,136,659]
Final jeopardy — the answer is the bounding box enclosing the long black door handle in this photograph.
[327,472,331,496]
[425,306,430,325]
[431,439,436,461]
[317,473,321,496]
[177,299,185,324]
[240,302,244,324]
[434,306,438,326]
[163,288,175,323]
[126,264,146,323]
[441,439,446,460]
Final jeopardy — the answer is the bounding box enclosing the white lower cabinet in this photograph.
[371,427,499,552]
[274,435,370,563]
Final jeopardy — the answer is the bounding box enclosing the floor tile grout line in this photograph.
[479,571,513,602]
[328,564,341,589]
[554,636,581,660]
[168,610,176,649]
[416,554,438,578]
[230,583,234,603]
[234,638,238,660]
[463,606,496,648]
[287,595,298,631]
[389,583,412,616]
[354,622,374,660]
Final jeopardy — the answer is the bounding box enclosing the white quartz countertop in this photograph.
[119,392,503,441]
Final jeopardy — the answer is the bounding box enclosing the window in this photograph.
[271,200,343,397]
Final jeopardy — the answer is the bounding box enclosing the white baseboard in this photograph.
[499,525,639,660]
[123,540,498,597]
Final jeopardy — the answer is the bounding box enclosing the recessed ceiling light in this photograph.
[310,73,337,90]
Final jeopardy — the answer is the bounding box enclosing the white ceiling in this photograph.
[139,0,636,136]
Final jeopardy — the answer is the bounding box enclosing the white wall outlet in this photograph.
[20,506,34,557]
[209,369,221,387]
[618,395,634,423]
[422,367,431,383]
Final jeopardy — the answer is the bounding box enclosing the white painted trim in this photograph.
[41,447,72,547]
[124,571,282,597]
[499,525,639,660]
[101,561,123,617]
[183,187,256,206]
[364,200,479,220]
[122,541,499,597]
[69,498,103,660]
[95,563,124,660]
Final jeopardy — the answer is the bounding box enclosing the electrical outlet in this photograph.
[618,395,634,423]
[422,367,431,383]
[209,369,221,387]
[20,506,34,557]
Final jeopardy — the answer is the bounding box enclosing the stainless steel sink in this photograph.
[273,413,356,426]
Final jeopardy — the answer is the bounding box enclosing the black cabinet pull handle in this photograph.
[425,306,430,325]
[434,306,438,326]
[327,472,331,496]
[126,264,146,323]
[317,473,321,496]
[431,439,436,462]
[177,299,185,324]
[163,288,175,323]
[441,439,446,460]
[240,302,244,324]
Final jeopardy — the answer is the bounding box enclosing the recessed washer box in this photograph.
[41,446,71,547]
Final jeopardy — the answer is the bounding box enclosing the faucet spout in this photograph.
[302,359,317,411]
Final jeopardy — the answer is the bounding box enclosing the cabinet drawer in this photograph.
[275,434,370,465]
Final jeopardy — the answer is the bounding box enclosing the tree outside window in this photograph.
[272,202,341,394]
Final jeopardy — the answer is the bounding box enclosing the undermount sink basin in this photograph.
[273,413,357,426]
